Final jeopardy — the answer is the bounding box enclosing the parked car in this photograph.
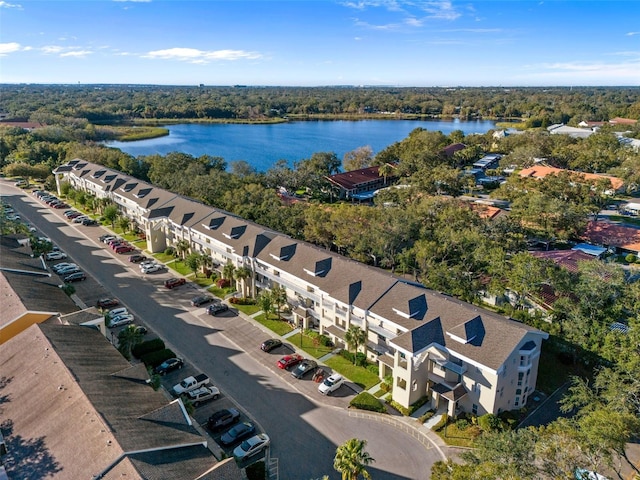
[219,422,256,447]
[318,373,344,395]
[63,272,86,283]
[164,277,186,289]
[277,354,304,370]
[260,338,283,352]
[232,434,270,461]
[206,303,229,316]
[109,314,134,328]
[134,325,148,335]
[139,259,157,268]
[106,307,128,319]
[185,385,221,407]
[141,263,164,274]
[291,359,318,379]
[45,251,68,261]
[96,298,119,309]
[56,266,81,276]
[190,295,214,307]
[72,215,89,223]
[114,244,135,254]
[81,218,98,226]
[154,357,184,375]
[100,235,116,243]
[207,408,240,431]
[128,254,147,263]
[66,212,82,219]
[52,262,76,273]
[53,202,69,209]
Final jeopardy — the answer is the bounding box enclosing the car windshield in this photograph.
[324,378,334,386]
[229,426,242,437]
[239,440,251,452]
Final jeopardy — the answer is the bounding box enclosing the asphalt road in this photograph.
[1,182,444,480]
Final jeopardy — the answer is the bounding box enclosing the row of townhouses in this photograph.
[53,159,549,418]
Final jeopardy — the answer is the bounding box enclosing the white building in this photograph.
[54,159,549,417]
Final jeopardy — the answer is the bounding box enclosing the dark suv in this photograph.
[207,408,240,431]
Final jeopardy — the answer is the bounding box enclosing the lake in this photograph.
[106,119,498,172]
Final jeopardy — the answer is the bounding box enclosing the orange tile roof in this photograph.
[519,165,624,191]
[582,221,640,251]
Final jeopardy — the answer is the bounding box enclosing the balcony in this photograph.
[367,322,398,341]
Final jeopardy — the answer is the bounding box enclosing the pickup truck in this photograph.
[185,385,221,407]
[172,373,210,396]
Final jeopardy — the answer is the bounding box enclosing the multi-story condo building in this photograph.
[54,160,548,418]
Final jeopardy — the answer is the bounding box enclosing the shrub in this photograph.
[350,392,386,413]
[164,247,175,256]
[339,350,369,367]
[625,253,637,263]
[140,348,176,367]
[478,413,502,432]
[132,338,165,359]
[318,334,333,347]
[216,278,230,288]
[229,297,256,305]
[389,400,410,416]
[419,410,435,423]
[245,461,266,480]
[433,413,449,431]
[455,418,469,430]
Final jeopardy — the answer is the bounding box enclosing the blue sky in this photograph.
[1,1,639,86]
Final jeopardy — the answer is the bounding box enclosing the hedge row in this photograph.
[141,348,176,367]
[132,338,165,359]
[349,392,386,413]
[229,297,256,305]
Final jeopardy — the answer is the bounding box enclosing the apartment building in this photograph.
[54,160,548,418]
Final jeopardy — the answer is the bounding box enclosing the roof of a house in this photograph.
[609,117,638,125]
[441,143,466,157]
[519,165,624,191]
[582,221,640,251]
[0,323,227,480]
[0,235,77,326]
[530,249,595,273]
[326,165,387,191]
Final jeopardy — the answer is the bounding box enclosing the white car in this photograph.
[72,215,89,223]
[52,262,76,272]
[318,373,344,395]
[109,314,134,328]
[232,433,270,460]
[141,263,164,274]
[107,307,128,319]
[45,251,67,261]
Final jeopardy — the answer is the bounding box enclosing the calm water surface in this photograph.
[107,119,497,172]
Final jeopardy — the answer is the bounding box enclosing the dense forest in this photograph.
[1,85,640,478]
[2,84,640,126]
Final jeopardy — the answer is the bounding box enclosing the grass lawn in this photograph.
[252,313,294,336]
[324,355,380,390]
[234,304,261,316]
[207,285,236,298]
[153,251,177,263]
[292,333,334,359]
[169,261,193,276]
[191,276,214,288]
[434,423,482,448]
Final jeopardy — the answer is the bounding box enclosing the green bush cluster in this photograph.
[625,253,637,263]
[228,297,256,305]
[216,278,231,288]
[132,338,165,359]
[388,400,410,416]
[478,413,502,432]
[339,350,368,367]
[419,410,435,423]
[164,246,175,256]
[140,348,176,367]
[433,413,449,431]
[349,392,386,413]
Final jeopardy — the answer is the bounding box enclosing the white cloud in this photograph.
[524,59,640,83]
[0,42,22,55]
[626,32,640,36]
[41,45,64,54]
[144,47,262,63]
[0,1,22,8]
[60,50,92,58]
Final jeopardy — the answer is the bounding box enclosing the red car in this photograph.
[96,298,119,309]
[114,244,135,254]
[277,354,304,370]
[164,277,186,289]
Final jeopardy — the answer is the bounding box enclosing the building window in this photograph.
[472,404,478,415]
[412,381,418,391]
[518,372,524,386]
[274,270,280,276]
[515,396,520,407]
[307,286,314,293]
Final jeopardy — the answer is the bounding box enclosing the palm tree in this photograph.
[333,438,375,480]
[271,285,287,319]
[117,325,144,360]
[234,266,252,298]
[223,262,236,281]
[378,163,393,186]
[258,290,274,319]
[118,215,131,234]
[199,253,213,276]
[175,239,190,260]
[344,325,367,365]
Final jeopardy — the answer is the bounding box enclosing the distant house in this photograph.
[547,124,595,139]
[578,120,606,128]
[530,249,596,273]
[609,117,638,126]
[473,154,502,170]
[441,142,466,158]
[518,165,625,194]
[326,164,395,200]
[582,221,640,254]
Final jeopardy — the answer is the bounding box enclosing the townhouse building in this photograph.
[54,159,548,418]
